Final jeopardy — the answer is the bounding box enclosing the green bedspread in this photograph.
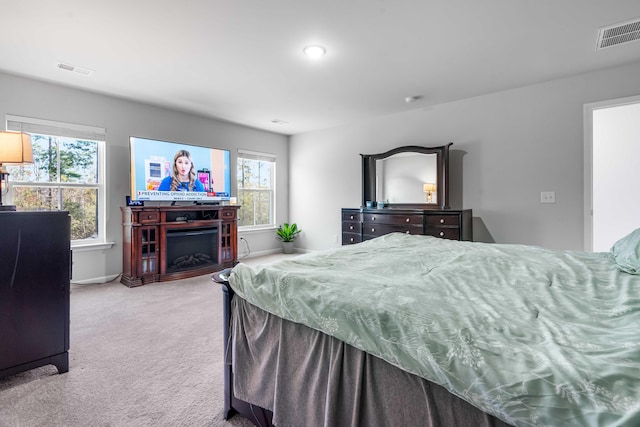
[229,233,640,426]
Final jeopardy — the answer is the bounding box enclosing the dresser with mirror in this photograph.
[342,143,472,245]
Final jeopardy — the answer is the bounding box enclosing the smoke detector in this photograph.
[405,95,422,103]
[57,62,94,76]
[596,17,640,50]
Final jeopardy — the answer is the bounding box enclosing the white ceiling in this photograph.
[2,1,640,135]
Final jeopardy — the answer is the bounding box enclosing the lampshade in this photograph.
[423,183,436,192]
[0,131,33,165]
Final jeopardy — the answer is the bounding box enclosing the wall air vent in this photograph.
[56,62,94,76]
[596,18,640,50]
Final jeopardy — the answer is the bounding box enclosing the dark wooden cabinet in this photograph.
[342,208,472,244]
[0,211,71,378]
[121,205,240,287]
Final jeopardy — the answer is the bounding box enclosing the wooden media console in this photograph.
[121,204,240,287]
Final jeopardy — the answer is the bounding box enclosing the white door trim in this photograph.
[583,94,640,251]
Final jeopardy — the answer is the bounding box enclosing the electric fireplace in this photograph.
[165,227,218,273]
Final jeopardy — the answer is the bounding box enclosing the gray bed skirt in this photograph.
[230,296,513,427]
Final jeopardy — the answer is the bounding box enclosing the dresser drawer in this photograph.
[139,211,160,224]
[363,224,423,239]
[342,232,362,245]
[342,221,361,234]
[426,214,460,227]
[425,227,460,240]
[364,213,423,226]
[342,210,362,222]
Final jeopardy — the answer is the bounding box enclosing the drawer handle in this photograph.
[439,231,445,237]
[405,230,410,234]
[371,228,375,232]
[372,216,376,221]
[440,218,445,224]
[349,225,354,230]
[405,218,410,223]
[350,237,354,242]
[350,215,354,220]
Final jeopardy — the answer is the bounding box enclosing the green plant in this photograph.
[276,223,301,242]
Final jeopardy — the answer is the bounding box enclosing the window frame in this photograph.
[236,149,276,231]
[5,114,108,248]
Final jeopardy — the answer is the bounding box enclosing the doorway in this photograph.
[584,95,640,252]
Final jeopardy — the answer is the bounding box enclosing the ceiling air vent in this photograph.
[56,62,94,76]
[596,17,640,50]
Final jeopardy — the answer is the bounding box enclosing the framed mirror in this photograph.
[361,143,452,209]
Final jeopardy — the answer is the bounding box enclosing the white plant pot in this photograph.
[282,241,294,254]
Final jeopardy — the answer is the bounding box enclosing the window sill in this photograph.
[71,241,115,252]
[239,225,277,233]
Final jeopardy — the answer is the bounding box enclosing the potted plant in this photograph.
[276,223,301,254]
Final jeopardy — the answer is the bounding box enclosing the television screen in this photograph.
[129,136,231,202]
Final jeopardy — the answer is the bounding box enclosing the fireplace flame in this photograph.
[171,252,213,269]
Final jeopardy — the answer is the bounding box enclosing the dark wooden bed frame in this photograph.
[215,270,275,426]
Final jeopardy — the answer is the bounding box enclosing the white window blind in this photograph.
[237,149,276,163]
[6,114,106,141]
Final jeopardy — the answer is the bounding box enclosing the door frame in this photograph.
[583,94,640,251]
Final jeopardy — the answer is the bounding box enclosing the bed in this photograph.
[216,232,640,426]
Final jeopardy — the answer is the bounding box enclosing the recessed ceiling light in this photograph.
[303,45,326,59]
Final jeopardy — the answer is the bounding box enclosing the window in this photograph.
[5,115,106,244]
[237,150,276,228]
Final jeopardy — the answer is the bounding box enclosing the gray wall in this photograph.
[0,72,289,283]
[5,58,640,281]
[289,60,640,252]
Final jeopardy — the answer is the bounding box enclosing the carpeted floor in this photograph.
[0,254,294,427]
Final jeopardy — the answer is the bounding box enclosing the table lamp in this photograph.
[0,131,33,211]
[423,182,436,203]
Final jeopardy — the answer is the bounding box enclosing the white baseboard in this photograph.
[237,247,313,261]
[72,273,121,285]
[237,248,281,261]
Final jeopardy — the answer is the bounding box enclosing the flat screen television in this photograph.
[129,136,231,203]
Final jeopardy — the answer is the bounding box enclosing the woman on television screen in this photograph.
[158,150,205,192]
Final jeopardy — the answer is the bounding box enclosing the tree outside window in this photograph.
[7,134,100,241]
